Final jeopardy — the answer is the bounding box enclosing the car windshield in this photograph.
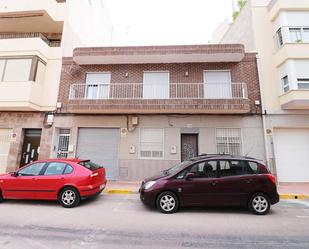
[78,161,102,171]
[163,160,192,176]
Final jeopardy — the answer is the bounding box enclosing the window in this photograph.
[177,160,217,179]
[140,128,164,159]
[44,162,67,175]
[219,160,247,177]
[216,128,242,155]
[85,72,111,99]
[78,160,102,171]
[204,71,232,99]
[297,78,309,89]
[64,165,73,174]
[276,28,284,47]
[143,72,169,99]
[0,57,46,83]
[303,28,309,42]
[281,75,290,93]
[57,129,70,158]
[289,28,302,43]
[247,161,259,174]
[18,162,45,176]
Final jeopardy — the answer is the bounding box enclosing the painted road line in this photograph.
[285,199,309,208]
[280,194,309,200]
[106,189,136,194]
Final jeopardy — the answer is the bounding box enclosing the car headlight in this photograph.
[144,181,156,190]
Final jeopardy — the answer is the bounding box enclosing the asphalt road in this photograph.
[0,194,309,249]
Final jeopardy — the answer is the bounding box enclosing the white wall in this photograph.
[62,0,114,57]
[273,11,309,31]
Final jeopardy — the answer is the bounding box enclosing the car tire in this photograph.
[249,192,271,215]
[59,187,80,208]
[156,191,179,214]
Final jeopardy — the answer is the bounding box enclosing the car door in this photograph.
[34,162,70,200]
[178,160,221,206]
[3,162,46,199]
[215,160,252,206]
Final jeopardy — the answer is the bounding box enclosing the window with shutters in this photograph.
[216,128,242,156]
[139,128,164,159]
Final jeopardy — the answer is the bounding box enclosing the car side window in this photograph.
[219,160,246,177]
[18,162,46,176]
[180,161,217,178]
[63,165,73,174]
[247,161,258,174]
[43,162,67,176]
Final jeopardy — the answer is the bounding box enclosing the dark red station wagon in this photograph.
[0,159,107,208]
[140,155,279,215]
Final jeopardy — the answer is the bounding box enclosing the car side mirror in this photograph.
[185,172,195,180]
[10,172,18,177]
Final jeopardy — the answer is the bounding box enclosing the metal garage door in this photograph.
[77,128,120,180]
[274,129,309,182]
[0,129,11,174]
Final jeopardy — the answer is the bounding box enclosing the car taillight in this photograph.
[266,174,276,185]
[90,172,98,177]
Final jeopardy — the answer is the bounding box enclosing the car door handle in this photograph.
[245,179,253,184]
[32,178,38,181]
[211,181,219,186]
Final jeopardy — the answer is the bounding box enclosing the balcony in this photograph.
[0,33,62,59]
[279,90,309,110]
[274,26,309,66]
[0,0,65,33]
[268,0,309,21]
[66,82,250,114]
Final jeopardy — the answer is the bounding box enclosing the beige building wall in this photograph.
[52,114,265,180]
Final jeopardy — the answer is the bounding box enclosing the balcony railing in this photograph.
[275,26,309,49]
[69,83,248,100]
[0,32,61,47]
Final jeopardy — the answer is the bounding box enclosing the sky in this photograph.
[106,0,234,46]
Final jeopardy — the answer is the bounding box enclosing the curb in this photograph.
[106,189,138,194]
[280,194,309,200]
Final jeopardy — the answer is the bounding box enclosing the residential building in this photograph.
[0,0,113,173]
[54,44,265,181]
[212,0,309,182]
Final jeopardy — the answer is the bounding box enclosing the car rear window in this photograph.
[78,161,102,171]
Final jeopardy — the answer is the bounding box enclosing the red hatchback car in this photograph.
[0,159,107,208]
[140,154,279,215]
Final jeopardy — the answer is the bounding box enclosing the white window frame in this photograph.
[142,71,170,99]
[85,72,111,99]
[281,75,290,93]
[203,70,232,99]
[139,128,164,160]
[215,128,243,156]
[297,78,309,90]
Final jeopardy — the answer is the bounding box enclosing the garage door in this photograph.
[274,129,309,182]
[0,129,11,174]
[77,128,120,180]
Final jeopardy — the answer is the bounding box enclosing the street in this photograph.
[0,194,309,249]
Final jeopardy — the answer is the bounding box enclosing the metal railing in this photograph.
[0,32,61,47]
[274,26,309,49]
[69,82,248,100]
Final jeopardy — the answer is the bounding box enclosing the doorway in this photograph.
[181,134,198,161]
[20,129,42,167]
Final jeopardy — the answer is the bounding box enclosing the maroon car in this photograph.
[140,155,279,215]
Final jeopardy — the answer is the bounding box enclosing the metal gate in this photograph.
[0,129,11,173]
[76,128,120,180]
[57,129,70,158]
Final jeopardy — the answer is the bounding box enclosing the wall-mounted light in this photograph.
[185,71,189,77]
[125,72,129,78]
[45,113,54,127]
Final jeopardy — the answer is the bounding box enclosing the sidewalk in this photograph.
[104,181,309,199]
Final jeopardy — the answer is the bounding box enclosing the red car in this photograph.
[0,159,107,208]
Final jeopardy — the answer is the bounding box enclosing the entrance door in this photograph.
[0,129,11,173]
[20,129,42,167]
[86,73,111,99]
[204,71,232,98]
[181,134,198,161]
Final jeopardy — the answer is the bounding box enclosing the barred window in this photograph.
[140,128,164,159]
[216,128,242,155]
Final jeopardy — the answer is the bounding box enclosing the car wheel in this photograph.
[249,193,270,215]
[59,187,80,208]
[156,191,179,214]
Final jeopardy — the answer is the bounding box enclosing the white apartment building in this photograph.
[0,0,113,173]
[213,0,309,183]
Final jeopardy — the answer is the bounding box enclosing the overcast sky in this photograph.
[106,0,234,46]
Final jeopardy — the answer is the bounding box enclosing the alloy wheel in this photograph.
[62,190,76,206]
[159,194,176,212]
[252,195,269,213]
